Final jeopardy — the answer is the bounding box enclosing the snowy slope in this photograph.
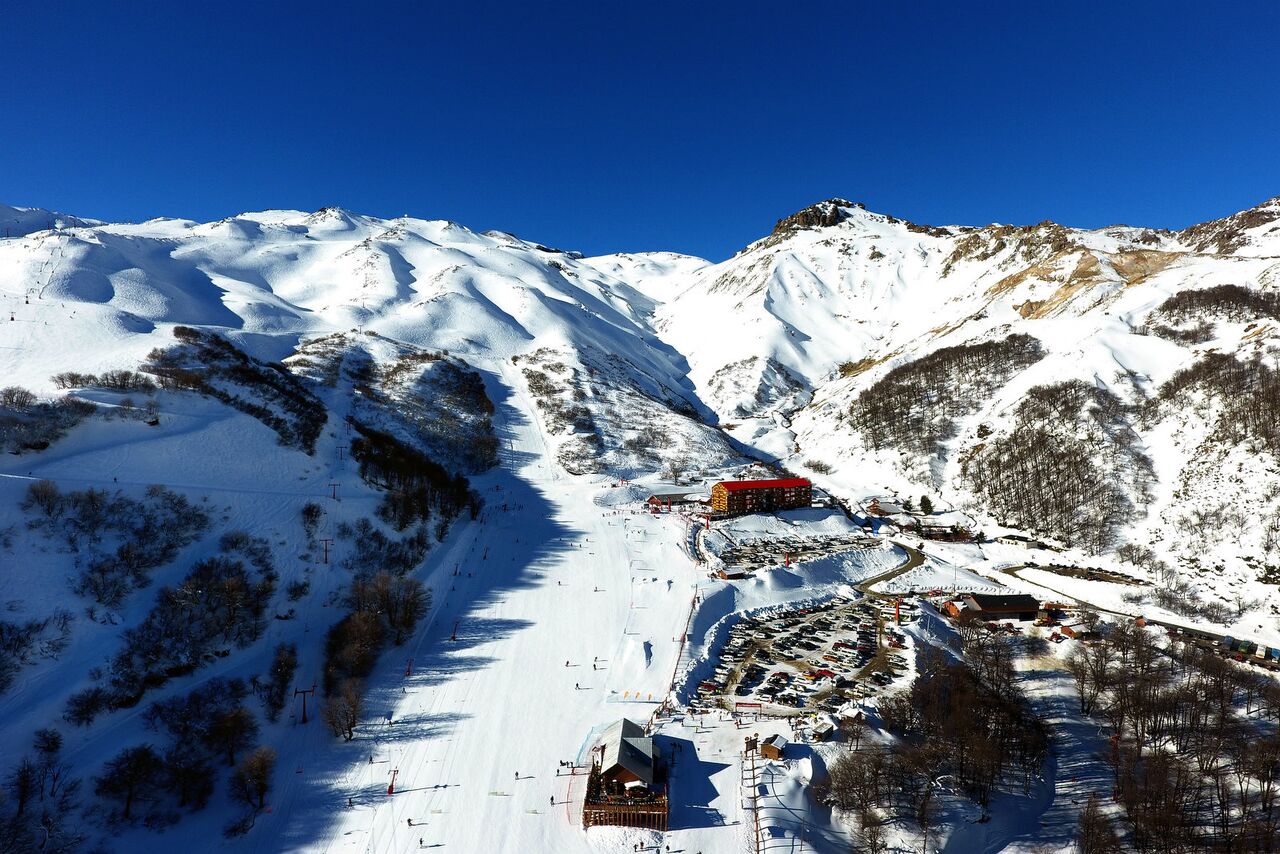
[0,203,103,238]
[641,197,1280,621]
[2,195,1280,854]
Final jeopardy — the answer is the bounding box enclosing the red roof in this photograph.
[715,478,811,492]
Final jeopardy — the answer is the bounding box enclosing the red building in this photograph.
[710,478,812,515]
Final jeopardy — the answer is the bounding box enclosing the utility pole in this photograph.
[328,482,340,501]
[294,683,316,724]
[319,538,333,565]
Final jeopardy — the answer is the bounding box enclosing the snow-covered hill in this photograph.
[646,196,1280,615]
[2,195,1279,853]
[0,203,102,239]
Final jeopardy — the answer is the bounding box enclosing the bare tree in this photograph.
[206,706,259,767]
[5,756,38,817]
[95,744,162,820]
[323,679,364,741]
[230,745,277,811]
[840,713,866,752]
[22,480,63,520]
[1076,793,1123,853]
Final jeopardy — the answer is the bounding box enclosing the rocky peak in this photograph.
[1179,195,1280,254]
[941,219,1078,276]
[770,199,861,237]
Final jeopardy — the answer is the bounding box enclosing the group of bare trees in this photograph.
[1135,284,1280,343]
[371,355,499,474]
[65,533,277,724]
[1,728,83,853]
[349,420,480,531]
[1160,283,1280,325]
[0,386,96,454]
[1065,621,1280,851]
[142,326,326,453]
[87,679,256,824]
[963,381,1152,553]
[320,570,430,738]
[849,333,1044,462]
[51,370,157,392]
[1147,351,1280,461]
[321,519,432,741]
[89,677,277,836]
[260,642,298,723]
[0,610,73,695]
[22,480,210,608]
[824,627,1047,852]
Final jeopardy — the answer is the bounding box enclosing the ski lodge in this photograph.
[961,593,1041,622]
[644,490,700,512]
[994,533,1046,549]
[710,477,812,516]
[597,718,658,788]
[582,718,668,831]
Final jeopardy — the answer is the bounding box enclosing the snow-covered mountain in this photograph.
[0,203,103,238]
[650,196,1280,595]
[2,195,1279,853]
[6,195,1280,597]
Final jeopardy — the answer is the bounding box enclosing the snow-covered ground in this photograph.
[2,195,1279,853]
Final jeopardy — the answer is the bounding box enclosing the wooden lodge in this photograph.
[582,718,668,832]
[582,798,668,832]
[645,491,699,513]
[962,593,1040,622]
[759,734,788,760]
[710,477,812,516]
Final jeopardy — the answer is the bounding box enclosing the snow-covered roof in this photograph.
[598,718,656,785]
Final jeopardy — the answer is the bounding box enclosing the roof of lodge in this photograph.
[598,718,656,785]
[714,478,811,492]
[964,593,1041,612]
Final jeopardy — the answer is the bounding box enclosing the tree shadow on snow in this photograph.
[271,365,581,850]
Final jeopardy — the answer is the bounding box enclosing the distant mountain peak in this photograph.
[0,203,103,237]
[770,199,863,237]
[1179,193,1280,254]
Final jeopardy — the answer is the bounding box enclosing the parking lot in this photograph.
[717,532,882,572]
[693,594,918,717]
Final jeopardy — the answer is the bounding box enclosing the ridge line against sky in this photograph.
[2,1,1278,260]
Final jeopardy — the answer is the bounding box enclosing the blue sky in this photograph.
[2,1,1278,259]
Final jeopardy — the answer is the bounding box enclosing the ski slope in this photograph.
[3,195,1280,853]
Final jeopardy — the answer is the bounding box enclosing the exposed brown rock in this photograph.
[770,199,859,237]
[1179,195,1280,254]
